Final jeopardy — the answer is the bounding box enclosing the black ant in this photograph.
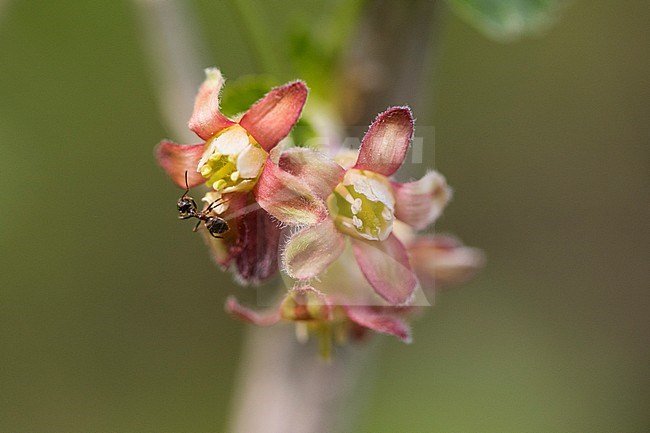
[177,171,230,238]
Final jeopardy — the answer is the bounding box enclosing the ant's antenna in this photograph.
[183,171,190,195]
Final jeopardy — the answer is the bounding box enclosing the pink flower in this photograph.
[156,68,332,226]
[406,234,486,291]
[226,287,413,347]
[282,107,452,305]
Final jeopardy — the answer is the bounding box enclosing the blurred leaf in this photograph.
[288,24,337,98]
[289,117,319,148]
[445,0,565,42]
[219,74,280,118]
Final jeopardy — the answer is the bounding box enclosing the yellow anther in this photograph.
[209,152,222,162]
[230,171,240,181]
[200,165,213,177]
[213,179,227,191]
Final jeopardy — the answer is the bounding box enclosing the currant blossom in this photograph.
[282,107,452,305]
[156,68,350,283]
[226,286,413,358]
[156,68,331,226]
[406,234,486,291]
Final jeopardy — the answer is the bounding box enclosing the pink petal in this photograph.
[278,148,345,200]
[155,140,205,188]
[351,234,417,305]
[225,296,280,326]
[344,306,412,343]
[353,106,413,177]
[282,219,345,280]
[233,204,282,285]
[408,235,485,290]
[392,171,452,230]
[253,158,328,226]
[239,81,308,152]
[188,68,236,140]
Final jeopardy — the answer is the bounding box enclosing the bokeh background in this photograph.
[0,0,648,432]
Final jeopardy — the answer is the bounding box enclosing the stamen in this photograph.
[351,198,362,215]
[200,165,213,177]
[213,179,227,191]
[230,171,240,181]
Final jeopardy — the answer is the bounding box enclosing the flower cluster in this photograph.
[156,68,483,354]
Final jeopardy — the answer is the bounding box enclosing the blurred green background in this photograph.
[0,0,647,432]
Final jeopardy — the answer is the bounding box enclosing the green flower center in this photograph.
[197,125,268,193]
[327,169,395,241]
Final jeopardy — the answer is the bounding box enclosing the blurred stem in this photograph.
[340,0,441,126]
[228,325,379,433]
[229,0,283,76]
[229,2,441,433]
[132,0,207,143]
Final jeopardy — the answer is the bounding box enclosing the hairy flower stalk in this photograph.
[156,68,482,356]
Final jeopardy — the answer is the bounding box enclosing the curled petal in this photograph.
[282,219,345,280]
[188,68,236,140]
[354,106,413,177]
[393,171,452,230]
[279,148,345,200]
[239,81,308,152]
[408,235,485,290]
[254,158,328,226]
[344,306,412,343]
[155,140,205,188]
[351,234,417,305]
[225,296,280,326]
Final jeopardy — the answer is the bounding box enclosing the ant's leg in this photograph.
[205,198,225,213]
[192,220,202,232]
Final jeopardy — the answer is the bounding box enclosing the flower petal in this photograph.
[239,81,308,152]
[155,140,205,188]
[278,148,345,200]
[282,219,345,280]
[233,203,282,285]
[188,68,236,140]
[353,106,414,176]
[214,125,250,155]
[344,306,412,343]
[393,170,452,230]
[254,157,328,226]
[225,296,280,326]
[237,144,268,179]
[408,235,485,290]
[351,234,417,305]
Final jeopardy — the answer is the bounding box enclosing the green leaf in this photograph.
[288,24,337,98]
[445,0,565,42]
[289,118,319,149]
[219,75,280,118]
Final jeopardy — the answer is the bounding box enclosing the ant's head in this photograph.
[177,195,196,215]
[177,171,197,216]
